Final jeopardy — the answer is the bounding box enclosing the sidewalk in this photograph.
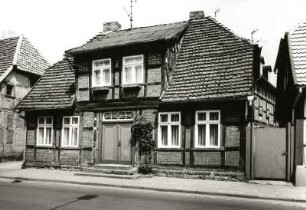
[1,161,306,203]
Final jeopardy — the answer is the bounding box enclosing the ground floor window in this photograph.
[61,116,79,147]
[37,116,53,146]
[158,112,181,148]
[195,110,221,148]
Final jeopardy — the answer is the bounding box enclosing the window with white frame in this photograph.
[195,111,221,148]
[37,116,53,146]
[62,116,79,147]
[92,59,111,87]
[122,55,144,85]
[158,112,181,148]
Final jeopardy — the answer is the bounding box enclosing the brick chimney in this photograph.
[189,11,204,20]
[103,21,121,33]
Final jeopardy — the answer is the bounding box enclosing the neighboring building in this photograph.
[17,11,276,177]
[0,35,49,159]
[274,21,306,185]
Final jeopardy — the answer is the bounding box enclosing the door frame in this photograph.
[98,113,134,164]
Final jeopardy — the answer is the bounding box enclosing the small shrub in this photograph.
[138,164,153,174]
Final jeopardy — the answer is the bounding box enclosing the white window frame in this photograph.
[102,111,134,122]
[61,116,80,148]
[36,116,53,146]
[122,55,144,85]
[92,58,112,87]
[194,110,221,148]
[158,112,181,148]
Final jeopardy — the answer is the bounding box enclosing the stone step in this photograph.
[84,166,138,175]
[94,164,133,171]
[74,172,141,180]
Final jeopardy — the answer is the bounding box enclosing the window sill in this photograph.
[122,84,142,90]
[192,147,224,151]
[35,145,54,149]
[4,94,15,99]
[60,147,81,150]
[92,86,110,92]
[155,148,183,151]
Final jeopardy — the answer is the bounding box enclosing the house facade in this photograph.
[0,35,49,159]
[17,11,276,177]
[275,21,306,185]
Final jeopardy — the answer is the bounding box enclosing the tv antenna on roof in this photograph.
[251,29,259,43]
[214,9,220,20]
[123,0,137,29]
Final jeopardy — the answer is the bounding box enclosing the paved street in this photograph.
[0,179,305,210]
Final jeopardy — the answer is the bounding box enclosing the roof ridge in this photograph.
[204,16,253,46]
[0,36,20,41]
[12,35,23,65]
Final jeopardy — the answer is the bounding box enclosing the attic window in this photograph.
[6,84,14,97]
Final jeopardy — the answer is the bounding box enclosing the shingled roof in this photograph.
[0,36,49,82]
[162,16,255,102]
[288,21,306,85]
[67,21,187,54]
[16,59,75,111]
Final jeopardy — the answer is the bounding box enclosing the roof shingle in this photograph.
[67,22,187,54]
[0,36,49,80]
[289,21,306,85]
[16,59,75,110]
[162,17,255,102]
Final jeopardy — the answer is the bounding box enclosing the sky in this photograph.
[1,0,306,84]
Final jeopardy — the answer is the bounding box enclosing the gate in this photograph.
[254,127,287,180]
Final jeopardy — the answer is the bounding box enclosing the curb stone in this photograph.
[0,175,305,203]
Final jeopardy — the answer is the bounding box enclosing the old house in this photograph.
[0,35,49,159]
[17,11,276,177]
[274,21,306,185]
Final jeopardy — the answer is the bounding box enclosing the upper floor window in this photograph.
[92,59,111,87]
[62,116,79,147]
[158,112,181,148]
[37,116,53,146]
[195,111,220,148]
[122,55,144,85]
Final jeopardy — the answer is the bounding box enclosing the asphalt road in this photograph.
[0,178,305,210]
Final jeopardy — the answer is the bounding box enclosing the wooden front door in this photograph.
[101,124,132,164]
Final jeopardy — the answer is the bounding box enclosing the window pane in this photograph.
[63,127,70,146]
[46,117,52,125]
[124,56,142,64]
[103,69,110,85]
[210,124,219,146]
[124,67,132,84]
[64,117,70,125]
[160,114,168,122]
[94,70,101,85]
[171,125,179,146]
[72,128,78,146]
[46,127,52,145]
[135,65,143,83]
[72,117,78,125]
[209,112,219,121]
[198,125,206,146]
[198,113,206,121]
[171,114,179,122]
[38,127,44,144]
[161,126,168,146]
[38,117,44,125]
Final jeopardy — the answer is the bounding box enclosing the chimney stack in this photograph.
[103,21,121,33]
[189,11,204,20]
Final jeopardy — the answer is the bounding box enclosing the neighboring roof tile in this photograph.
[0,36,49,80]
[0,37,19,77]
[67,22,187,54]
[289,21,306,85]
[162,17,255,102]
[17,37,50,75]
[16,59,75,110]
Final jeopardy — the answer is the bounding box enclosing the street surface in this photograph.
[0,178,305,210]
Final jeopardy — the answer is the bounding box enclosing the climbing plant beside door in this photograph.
[131,117,154,174]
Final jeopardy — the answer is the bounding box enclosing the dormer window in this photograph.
[92,59,111,87]
[122,55,144,85]
[6,84,14,97]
